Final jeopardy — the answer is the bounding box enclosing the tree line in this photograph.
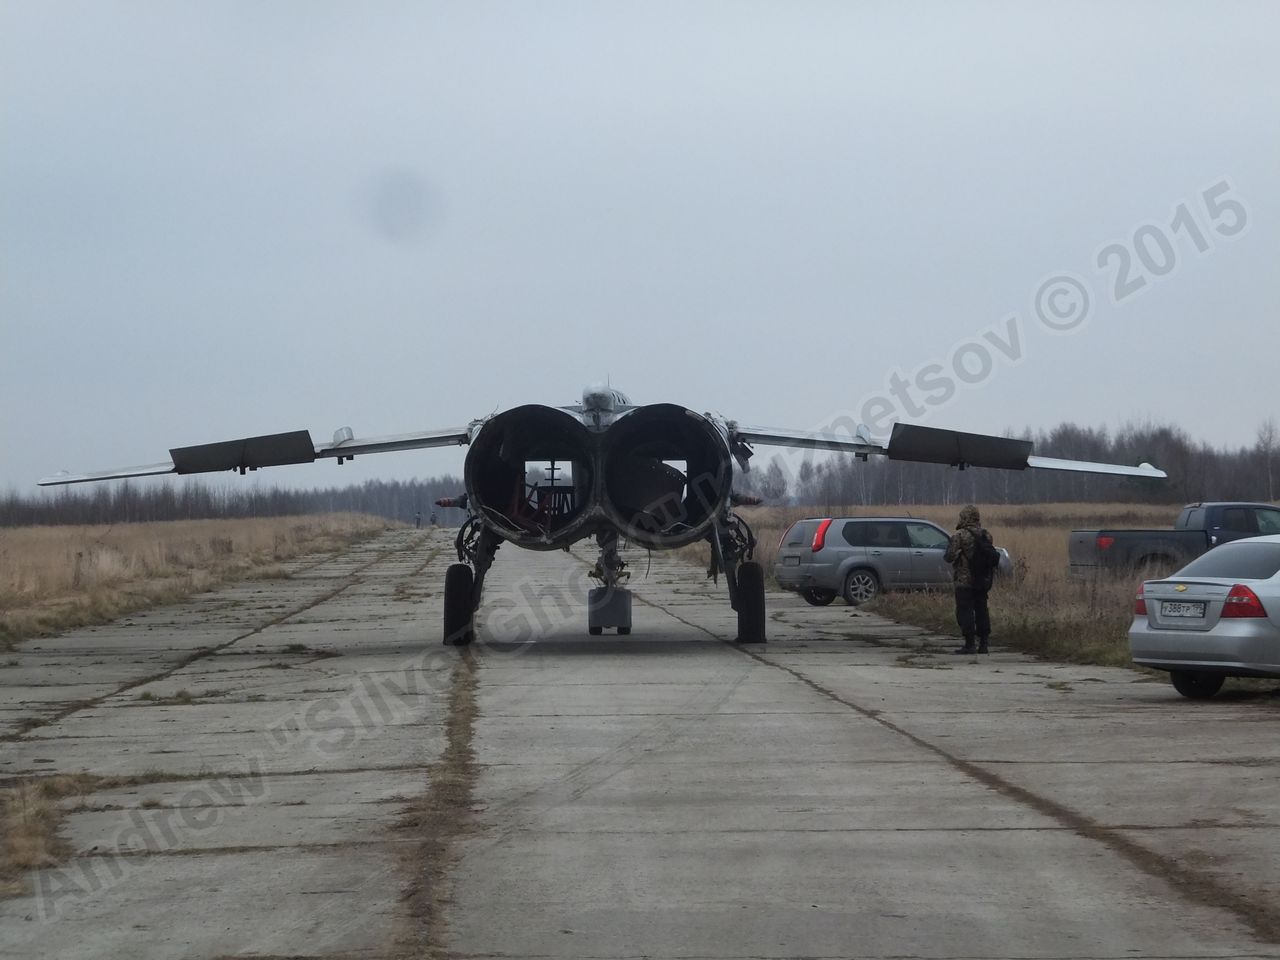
[0,477,471,528]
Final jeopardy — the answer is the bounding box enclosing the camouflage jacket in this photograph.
[944,522,990,589]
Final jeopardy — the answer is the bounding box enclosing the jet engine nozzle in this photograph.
[464,405,595,549]
[601,404,733,549]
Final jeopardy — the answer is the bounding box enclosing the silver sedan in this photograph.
[1129,534,1280,698]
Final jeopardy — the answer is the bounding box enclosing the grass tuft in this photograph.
[1,769,228,898]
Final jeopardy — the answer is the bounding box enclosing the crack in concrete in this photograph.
[0,534,443,912]
[630,585,1280,944]
[0,763,432,792]
[3,534,431,742]
[73,839,410,859]
[740,645,1280,945]
[392,648,479,960]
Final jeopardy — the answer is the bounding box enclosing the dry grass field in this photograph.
[687,502,1185,667]
[0,514,391,649]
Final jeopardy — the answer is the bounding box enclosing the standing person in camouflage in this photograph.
[944,504,996,655]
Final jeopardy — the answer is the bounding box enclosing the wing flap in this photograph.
[886,423,1032,470]
[170,430,317,474]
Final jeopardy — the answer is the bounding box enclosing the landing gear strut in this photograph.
[443,516,502,646]
[711,512,765,643]
[587,530,632,636]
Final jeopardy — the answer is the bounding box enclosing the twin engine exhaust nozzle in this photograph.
[463,403,734,550]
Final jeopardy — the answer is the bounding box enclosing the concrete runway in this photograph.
[3,528,1280,959]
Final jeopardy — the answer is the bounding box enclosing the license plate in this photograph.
[1161,600,1206,618]
[783,556,800,566]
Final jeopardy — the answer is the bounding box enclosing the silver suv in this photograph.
[773,516,1010,606]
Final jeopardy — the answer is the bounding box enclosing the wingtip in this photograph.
[35,462,178,486]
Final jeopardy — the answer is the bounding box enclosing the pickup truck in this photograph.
[1069,502,1280,578]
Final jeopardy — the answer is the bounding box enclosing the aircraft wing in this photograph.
[38,426,472,487]
[731,421,1167,479]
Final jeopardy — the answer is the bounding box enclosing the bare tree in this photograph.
[758,457,789,502]
[1259,418,1278,502]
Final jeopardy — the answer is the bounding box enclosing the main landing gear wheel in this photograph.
[802,588,837,606]
[443,563,475,646]
[736,561,767,644]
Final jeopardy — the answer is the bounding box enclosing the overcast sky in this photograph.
[3,1,1277,494]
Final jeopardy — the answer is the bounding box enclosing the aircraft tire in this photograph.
[736,561,767,643]
[443,563,475,646]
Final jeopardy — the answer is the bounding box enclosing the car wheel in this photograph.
[801,588,837,606]
[843,569,880,606]
[1169,670,1225,700]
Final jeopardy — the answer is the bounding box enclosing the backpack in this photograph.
[967,528,1002,585]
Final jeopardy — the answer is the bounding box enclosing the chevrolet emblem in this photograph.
[1174,584,1188,592]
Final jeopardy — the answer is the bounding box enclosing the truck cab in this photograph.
[1177,502,1280,545]
[1069,502,1280,578]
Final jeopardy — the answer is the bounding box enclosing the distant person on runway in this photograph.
[944,504,1000,655]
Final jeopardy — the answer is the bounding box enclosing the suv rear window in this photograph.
[1177,541,1280,580]
[782,520,821,547]
[842,522,869,547]
[842,520,907,548]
